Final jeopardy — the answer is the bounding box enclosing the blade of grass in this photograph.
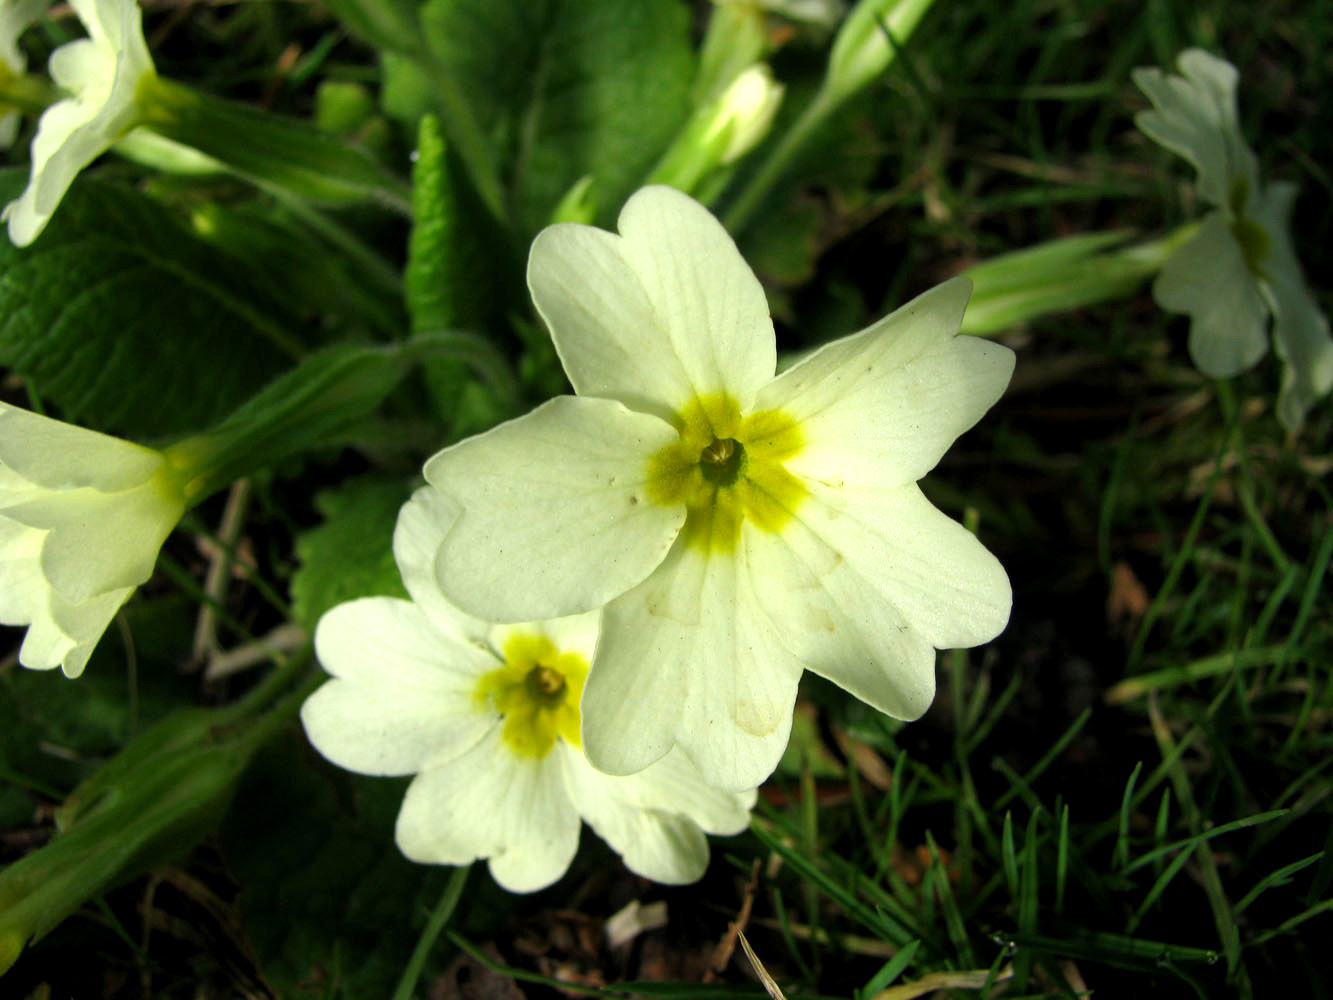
[391,864,470,1000]
[859,939,921,998]
[995,708,1090,810]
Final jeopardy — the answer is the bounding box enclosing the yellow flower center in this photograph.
[474,633,587,758]
[645,393,807,554]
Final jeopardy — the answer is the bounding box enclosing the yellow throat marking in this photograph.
[646,393,807,554]
[475,633,587,758]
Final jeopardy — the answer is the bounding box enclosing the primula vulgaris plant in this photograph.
[0,0,47,149]
[0,404,188,677]
[2,0,155,246]
[426,185,1014,791]
[302,488,754,892]
[1134,48,1333,429]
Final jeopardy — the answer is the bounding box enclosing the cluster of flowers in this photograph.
[301,185,1015,888]
[1134,49,1332,430]
[0,179,1016,888]
[0,0,1324,891]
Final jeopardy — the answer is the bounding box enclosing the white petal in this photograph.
[530,188,777,418]
[305,597,494,776]
[1132,48,1257,209]
[1252,183,1333,429]
[1153,212,1269,377]
[0,404,162,491]
[424,396,684,623]
[0,517,44,625]
[313,596,494,694]
[562,747,711,884]
[17,612,78,672]
[748,482,1010,720]
[392,487,491,643]
[592,745,755,833]
[5,480,180,603]
[3,0,152,246]
[395,728,581,893]
[69,0,149,55]
[23,584,129,676]
[758,278,1013,489]
[529,221,697,420]
[615,186,777,410]
[301,677,492,778]
[0,0,47,73]
[581,544,803,791]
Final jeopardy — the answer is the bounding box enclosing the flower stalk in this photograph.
[723,0,938,233]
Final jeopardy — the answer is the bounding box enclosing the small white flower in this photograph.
[301,487,755,893]
[3,0,155,246]
[424,185,1013,791]
[0,0,49,148]
[703,64,784,167]
[1134,48,1333,428]
[0,404,186,678]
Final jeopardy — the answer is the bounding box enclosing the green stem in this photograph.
[0,72,56,116]
[407,329,525,411]
[1126,387,1241,670]
[416,59,507,226]
[139,76,412,216]
[271,191,405,301]
[722,86,837,234]
[391,865,472,1000]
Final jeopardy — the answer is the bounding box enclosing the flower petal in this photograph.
[393,487,491,643]
[587,744,755,832]
[425,396,684,623]
[1153,212,1269,377]
[616,186,776,410]
[530,187,777,417]
[0,404,162,492]
[529,220,696,420]
[0,518,43,625]
[22,584,129,677]
[395,728,580,893]
[0,0,46,75]
[305,598,495,777]
[4,0,152,244]
[748,482,1010,720]
[4,480,180,604]
[301,676,492,778]
[1252,183,1333,430]
[1132,48,1257,209]
[757,278,1013,490]
[581,544,803,791]
[563,748,710,884]
[314,596,494,694]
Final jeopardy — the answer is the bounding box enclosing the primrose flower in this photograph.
[0,0,49,148]
[3,0,155,246]
[1134,48,1333,428]
[301,487,755,893]
[424,185,1013,791]
[0,404,187,677]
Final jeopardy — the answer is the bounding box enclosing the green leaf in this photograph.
[406,114,519,337]
[0,170,309,440]
[172,343,414,497]
[407,115,520,434]
[221,731,469,998]
[0,690,293,974]
[290,474,412,631]
[419,0,695,234]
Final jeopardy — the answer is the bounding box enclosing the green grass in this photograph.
[1,0,1330,997]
